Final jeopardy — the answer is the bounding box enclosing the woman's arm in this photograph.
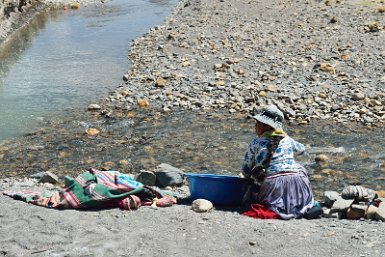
[241,143,255,177]
[290,137,305,155]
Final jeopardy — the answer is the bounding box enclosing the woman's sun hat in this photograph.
[250,105,284,129]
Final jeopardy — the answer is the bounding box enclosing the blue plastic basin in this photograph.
[186,173,248,205]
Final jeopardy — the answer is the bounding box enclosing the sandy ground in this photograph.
[1,191,385,257]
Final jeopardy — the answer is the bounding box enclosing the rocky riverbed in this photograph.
[97,0,385,126]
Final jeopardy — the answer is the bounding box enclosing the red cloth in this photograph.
[242,204,279,219]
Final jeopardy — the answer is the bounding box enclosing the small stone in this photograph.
[367,22,379,32]
[70,3,79,9]
[266,84,277,92]
[118,160,129,166]
[155,77,166,87]
[351,93,365,101]
[320,63,335,73]
[38,171,59,184]
[216,80,225,87]
[213,63,222,69]
[330,16,337,23]
[88,104,101,111]
[319,92,327,99]
[85,128,100,136]
[192,199,213,213]
[315,154,328,162]
[137,99,149,108]
[258,91,266,97]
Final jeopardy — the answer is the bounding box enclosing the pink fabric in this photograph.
[118,195,142,210]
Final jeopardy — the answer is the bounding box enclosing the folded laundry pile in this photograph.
[3,168,176,210]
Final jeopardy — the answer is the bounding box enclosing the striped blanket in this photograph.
[4,168,176,210]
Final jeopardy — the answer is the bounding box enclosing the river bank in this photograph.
[1,0,385,256]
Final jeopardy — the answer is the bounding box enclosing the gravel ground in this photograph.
[99,0,385,126]
[1,178,385,257]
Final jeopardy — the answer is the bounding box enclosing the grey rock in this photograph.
[135,170,156,186]
[154,163,184,187]
[38,171,59,184]
[351,93,365,101]
[341,185,376,201]
[331,198,354,213]
[323,191,342,208]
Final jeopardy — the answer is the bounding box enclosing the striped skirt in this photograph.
[252,170,314,219]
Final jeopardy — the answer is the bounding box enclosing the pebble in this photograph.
[88,104,101,111]
[192,199,213,213]
[315,154,329,162]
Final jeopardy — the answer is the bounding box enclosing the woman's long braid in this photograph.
[252,135,283,182]
[264,135,283,166]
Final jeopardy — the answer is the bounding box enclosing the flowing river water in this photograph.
[0,0,384,199]
[0,0,177,141]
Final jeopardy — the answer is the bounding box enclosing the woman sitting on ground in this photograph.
[242,105,314,219]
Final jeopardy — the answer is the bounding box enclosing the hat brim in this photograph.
[251,114,282,129]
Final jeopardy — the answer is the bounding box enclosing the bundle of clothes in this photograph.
[4,168,176,210]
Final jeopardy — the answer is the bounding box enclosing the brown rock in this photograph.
[85,128,100,136]
[346,205,367,220]
[258,91,266,97]
[320,63,335,73]
[351,93,365,101]
[315,154,328,162]
[138,99,149,108]
[155,77,166,87]
[367,22,380,32]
